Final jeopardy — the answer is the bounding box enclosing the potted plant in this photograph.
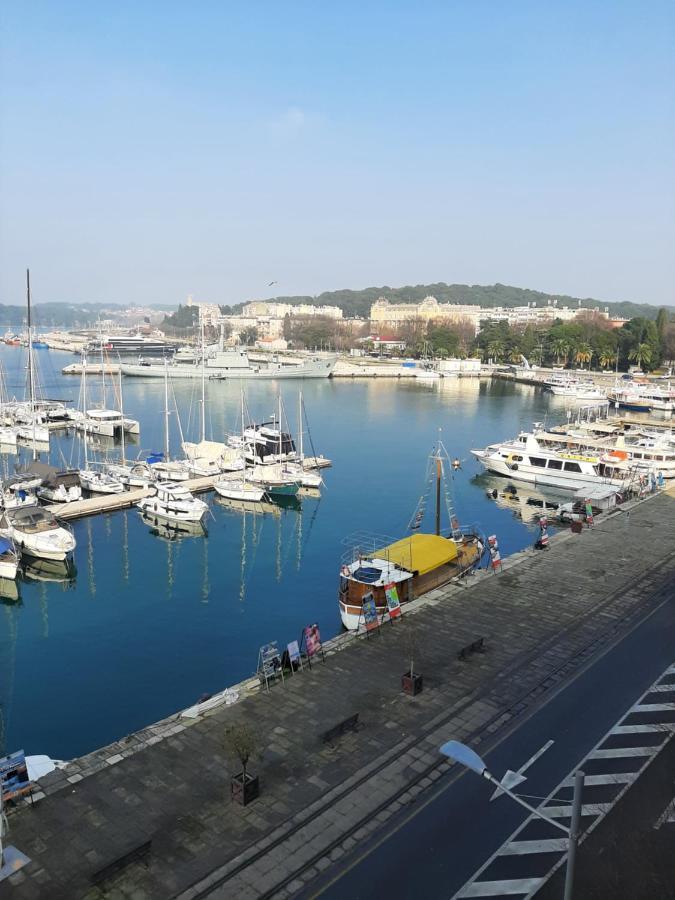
[401,622,423,696]
[223,722,261,806]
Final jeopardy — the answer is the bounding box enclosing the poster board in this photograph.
[300,624,325,667]
[287,639,302,673]
[384,582,402,621]
[362,593,380,634]
[258,641,284,691]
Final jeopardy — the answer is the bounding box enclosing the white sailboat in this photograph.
[17,271,50,449]
[148,360,191,481]
[105,370,155,488]
[78,356,126,494]
[214,389,266,502]
[247,395,302,497]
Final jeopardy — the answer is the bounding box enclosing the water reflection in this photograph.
[19,555,77,586]
[140,511,209,542]
[477,473,567,525]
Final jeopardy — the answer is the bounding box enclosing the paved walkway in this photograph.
[2,492,675,900]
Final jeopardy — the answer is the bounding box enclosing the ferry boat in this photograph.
[338,440,483,631]
[471,432,630,490]
[120,346,336,380]
[606,382,674,413]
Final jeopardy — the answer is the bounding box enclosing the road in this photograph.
[308,581,675,900]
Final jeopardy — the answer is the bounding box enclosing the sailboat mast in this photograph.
[278,393,282,461]
[119,368,126,467]
[298,390,303,461]
[435,452,442,536]
[200,318,206,442]
[82,354,89,470]
[163,358,170,461]
[26,269,37,457]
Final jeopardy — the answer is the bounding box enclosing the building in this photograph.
[241,301,343,320]
[254,336,288,352]
[370,296,610,334]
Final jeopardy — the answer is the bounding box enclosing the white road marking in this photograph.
[501,838,569,856]
[564,772,634,786]
[490,740,554,801]
[458,877,543,897]
[631,702,675,712]
[665,664,675,675]
[654,799,675,829]
[543,802,611,818]
[612,723,675,734]
[644,684,675,693]
[589,746,656,758]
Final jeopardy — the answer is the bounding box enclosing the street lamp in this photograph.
[440,740,584,900]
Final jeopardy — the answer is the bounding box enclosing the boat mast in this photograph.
[26,269,38,458]
[435,449,442,536]
[298,390,303,462]
[278,393,282,462]
[200,318,206,443]
[119,367,126,467]
[163,357,170,461]
[82,354,89,471]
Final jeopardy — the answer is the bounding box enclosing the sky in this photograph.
[1,1,673,308]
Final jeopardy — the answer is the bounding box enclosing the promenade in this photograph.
[2,490,675,900]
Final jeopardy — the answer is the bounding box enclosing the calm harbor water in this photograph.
[0,347,566,760]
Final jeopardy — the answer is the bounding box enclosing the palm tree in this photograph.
[508,348,522,364]
[575,343,592,369]
[629,343,653,371]
[598,349,617,370]
[486,340,504,362]
[550,338,569,365]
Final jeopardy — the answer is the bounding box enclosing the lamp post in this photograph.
[440,740,584,900]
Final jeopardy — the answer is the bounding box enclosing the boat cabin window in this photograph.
[529,457,546,467]
[563,461,582,472]
[547,459,563,469]
[512,455,523,462]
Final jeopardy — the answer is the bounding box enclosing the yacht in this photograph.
[86,333,178,357]
[137,481,208,523]
[606,382,674,413]
[0,506,76,560]
[1,474,41,510]
[35,467,83,503]
[471,432,630,490]
[247,463,302,497]
[79,466,126,494]
[73,408,140,438]
[213,475,267,503]
[0,536,19,580]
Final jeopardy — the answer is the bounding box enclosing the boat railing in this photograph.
[340,530,401,567]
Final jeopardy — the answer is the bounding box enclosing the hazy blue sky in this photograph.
[1,1,673,307]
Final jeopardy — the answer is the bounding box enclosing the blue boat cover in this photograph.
[0,537,14,555]
[146,452,165,465]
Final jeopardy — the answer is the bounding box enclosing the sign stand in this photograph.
[257,641,285,693]
[300,624,325,669]
[286,640,303,675]
[360,593,381,638]
[383,582,403,626]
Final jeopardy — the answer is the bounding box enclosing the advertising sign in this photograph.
[384,582,402,619]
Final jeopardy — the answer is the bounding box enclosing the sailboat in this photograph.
[148,360,191,481]
[105,370,155,488]
[247,395,302,497]
[214,389,266,502]
[16,271,50,448]
[78,355,126,494]
[338,437,484,630]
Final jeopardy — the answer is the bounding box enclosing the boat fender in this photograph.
[341,565,350,577]
[510,463,518,471]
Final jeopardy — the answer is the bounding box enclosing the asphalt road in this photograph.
[308,582,675,900]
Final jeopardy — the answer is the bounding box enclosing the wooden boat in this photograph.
[338,438,483,630]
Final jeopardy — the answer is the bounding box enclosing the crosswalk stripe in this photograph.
[612,723,675,734]
[501,838,569,855]
[563,772,634,786]
[631,702,675,712]
[644,684,675,693]
[543,802,611,818]
[665,664,675,675]
[457,877,543,897]
[589,746,656,758]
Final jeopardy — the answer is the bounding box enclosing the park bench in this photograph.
[457,637,486,661]
[321,713,359,745]
[91,838,152,886]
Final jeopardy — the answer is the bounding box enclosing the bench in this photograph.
[91,839,152,886]
[321,713,359,745]
[457,637,486,661]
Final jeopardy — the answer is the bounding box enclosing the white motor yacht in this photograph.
[79,467,126,494]
[1,475,41,510]
[74,408,141,438]
[137,481,208,523]
[0,536,19,580]
[471,432,630,491]
[33,465,83,503]
[0,506,76,560]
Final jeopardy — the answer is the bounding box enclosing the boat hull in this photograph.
[120,357,336,379]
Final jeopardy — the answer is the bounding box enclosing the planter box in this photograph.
[570,521,583,534]
[231,772,259,806]
[401,671,423,696]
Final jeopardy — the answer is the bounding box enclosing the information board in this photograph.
[304,624,322,657]
[384,582,402,619]
[362,593,380,631]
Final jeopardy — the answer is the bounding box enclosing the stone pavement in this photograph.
[2,491,675,900]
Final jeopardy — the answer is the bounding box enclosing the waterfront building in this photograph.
[241,301,343,319]
[370,295,611,335]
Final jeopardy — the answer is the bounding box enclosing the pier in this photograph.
[3,487,674,899]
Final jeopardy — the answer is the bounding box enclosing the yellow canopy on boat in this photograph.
[376,533,458,575]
